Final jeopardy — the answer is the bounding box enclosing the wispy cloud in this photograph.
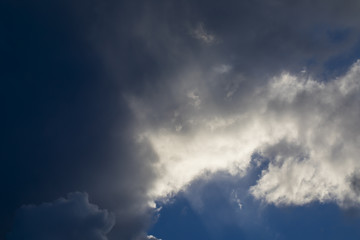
[192,23,216,45]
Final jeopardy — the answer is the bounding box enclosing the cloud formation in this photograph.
[87,4,360,232]
[5,0,360,239]
[131,59,360,207]
[7,192,115,240]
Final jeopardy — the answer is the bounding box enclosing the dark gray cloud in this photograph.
[1,1,158,239]
[99,0,360,85]
[349,171,360,196]
[7,192,115,240]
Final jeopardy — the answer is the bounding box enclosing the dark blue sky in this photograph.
[3,0,360,239]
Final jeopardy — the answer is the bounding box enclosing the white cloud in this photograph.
[146,235,162,240]
[231,190,243,210]
[131,60,360,207]
[249,61,360,207]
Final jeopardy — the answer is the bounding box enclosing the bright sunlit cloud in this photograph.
[131,60,360,207]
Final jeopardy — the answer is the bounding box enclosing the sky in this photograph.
[2,0,360,239]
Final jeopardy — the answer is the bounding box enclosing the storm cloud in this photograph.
[7,192,115,240]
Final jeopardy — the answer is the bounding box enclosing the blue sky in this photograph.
[150,175,360,240]
[3,0,360,239]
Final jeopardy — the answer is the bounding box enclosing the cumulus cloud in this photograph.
[130,59,360,208]
[7,192,115,240]
[250,61,360,207]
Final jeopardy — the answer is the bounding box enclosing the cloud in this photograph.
[192,23,216,44]
[82,3,360,228]
[349,170,360,195]
[146,235,162,240]
[7,192,115,240]
[249,61,360,207]
[130,59,360,207]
